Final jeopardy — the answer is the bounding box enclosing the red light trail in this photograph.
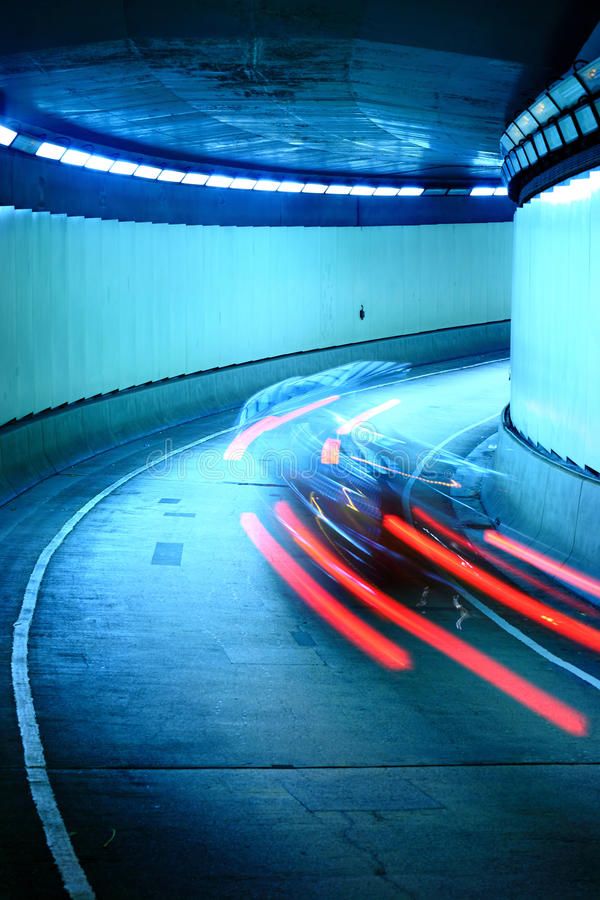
[274,501,587,735]
[384,514,600,655]
[240,512,411,670]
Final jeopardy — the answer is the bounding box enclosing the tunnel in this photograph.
[1,3,599,898]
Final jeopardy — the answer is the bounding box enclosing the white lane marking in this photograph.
[354,355,509,397]
[401,412,501,522]
[461,590,600,692]
[400,410,600,693]
[11,425,235,900]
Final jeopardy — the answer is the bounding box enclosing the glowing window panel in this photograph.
[0,124,17,146]
[85,154,115,171]
[503,158,514,178]
[423,188,448,195]
[228,177,257,190]
[109,159,138,176]
[326,184,352,195]
[516,147,528,168]
[12,134,42,154]
[516,111,536,136]
[60,148,91,167]
[549,75,586,110]
[253,179,281,191]
[206,174,233,188]
[350,185,376,196]
[133,164,161,180]
[302,183,327,193]
[523,140,537,164]
[578,59,600,91]
[494,186,508,196]
[447,187,470,195]
[543,123,562,150]
[507,122,524,145]
[36,141,66,160]
[397,186,424,196]
[574,105,598,135]
[529,94,560,125]
[373,186,399,196]
[182,172,208,185]
[533,132,548,156]
[499,133,514,155]
[558,114,578,143]
[278,181,304,192]
[158,169,185,183]
[470,187,495,196]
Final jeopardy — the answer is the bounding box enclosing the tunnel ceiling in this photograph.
[0,1,596,181]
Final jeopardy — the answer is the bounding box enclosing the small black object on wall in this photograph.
[359,305,365,320]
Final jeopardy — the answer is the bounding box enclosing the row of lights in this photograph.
[0,123,507,198]
[500,56,600,184]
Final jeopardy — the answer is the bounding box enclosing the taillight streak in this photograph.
[224,395,340,460]
[485,530,600,602]
[384,515,600,655]
[275,501,587,735]
[240,513,411,670]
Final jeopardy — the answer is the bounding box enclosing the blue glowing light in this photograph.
[109,160,138,176]
[85,155,115,172]
[325,185,352,195]
[253,180,281,191]
[278,181,305,193]
[350,185,376,196]
[182,172,209,185]
[373,187,399,197]
[0,124,17,146]
[206,174,233,188]
[470,187,496,196]
[302,183,327,194]
[158,169,185,183]
[36,142,67,160]
[397,187,425,196]
[134,164,161,180]
[61,148,91,167]
[494,186,509,196]
[230,177,257,190]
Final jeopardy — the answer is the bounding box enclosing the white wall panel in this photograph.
[511,172,600,472]
[0,210,512,426]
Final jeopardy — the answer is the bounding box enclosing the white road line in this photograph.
[400,411,600,693]
[11,425,234,900]
[462,591,600,692]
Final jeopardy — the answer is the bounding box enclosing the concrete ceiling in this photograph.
[0,1,596,181]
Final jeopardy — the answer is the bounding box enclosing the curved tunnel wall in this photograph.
[510,174,600,473]
[0,209,512,427]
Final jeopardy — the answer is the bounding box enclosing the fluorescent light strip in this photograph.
[230,177,257,190]
[253,179,281,191]
[158,169,185,183]
[0,124,17,146]
[85,154,115,172]
[326,185,352,195]
[278,181,304,192]
[134,164,161,180]
[206,174,233,188]
[61,148,91,167]
[3,121,511,199]
[109,160,137,176]
[36,142,67,160]
[182,172,208,185]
